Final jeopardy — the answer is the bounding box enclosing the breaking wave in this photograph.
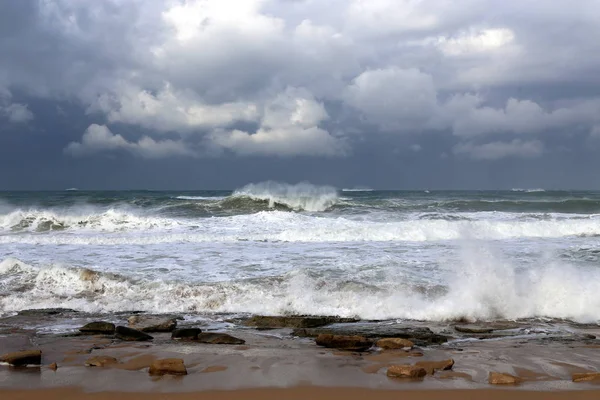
[1,255,599,322]
[230,182,339,212]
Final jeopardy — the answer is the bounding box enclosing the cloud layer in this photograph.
[1,0,600,164]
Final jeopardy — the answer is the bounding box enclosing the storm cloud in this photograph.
[1,0,600,189]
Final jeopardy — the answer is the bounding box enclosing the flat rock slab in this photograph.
[294,324,447,345]
[387,365,427,379]
[315,334,372,352]
[376,338,414,350]
[172,328,202,340]
[573,372,600,382]
[414,359,454,375]
[80,321,116,335]
[149,358,187,376]
[85,356,118,367]
[17,308,77,316]
[454,325,495,334]
[489,372,521,385]
[128,316,177,332]
[196,332,245,345]
[115,326,153,341]
[0,350,42,366]
[243,315,358,329]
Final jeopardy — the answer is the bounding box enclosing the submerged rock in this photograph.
[294,324,447,345]
[489,372,521,385]
[387,365,427,379]
[376,338,414,350]
[572,372,600,382]
[115,326,153,341]
[79,321,116,335]
[454,325,494,334]
[315,334,372,351]
[414,359,454,375]
[0,350,42,366]
[196,332,245,345]
[17,308,77,316]
[149,358,187,376]
[243,315,358,329]
[128,316,177,332]
[172,328,202,340]
[85,356,118,367]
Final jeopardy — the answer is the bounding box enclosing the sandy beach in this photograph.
[1,312,600,399]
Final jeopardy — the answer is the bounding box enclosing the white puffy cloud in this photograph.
[65,124,194,158]
[453,139,544,160]
[209,88,347,156]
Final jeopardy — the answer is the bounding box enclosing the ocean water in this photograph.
[1,182,600,323]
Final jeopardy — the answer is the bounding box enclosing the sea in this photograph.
[1,182,600,326]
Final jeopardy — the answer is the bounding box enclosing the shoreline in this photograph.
[2,387,600,400]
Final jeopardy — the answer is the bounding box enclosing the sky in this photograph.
[1,0,600,190]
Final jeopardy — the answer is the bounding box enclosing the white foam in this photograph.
[232,181,338,212]
[1,252,599,323]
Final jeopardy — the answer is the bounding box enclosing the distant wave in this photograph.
[511,188,546,193]
[175,195,227,201]
[231,181,339,212]
[342,188,374,192]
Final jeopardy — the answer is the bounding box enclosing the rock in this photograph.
[128,316,177,332]
[376,338,414,350]
[454,325,494,334]
[414,359,455,375]
[315,334,372,351]
[489,372,521,385]
[293,324,447,346]
[115,326,153,341]
[171,328,202,340]
[243,315,358,329]
[17,308,76,316]
[79,321,116,335]
[573,372,600,382]
[0,350,42,366]
[85,356,118,367]
[386,365,427,379]
[80,269,100,282]
[148,358,187,376]
[196,332,245,345]
[49,362,58,371]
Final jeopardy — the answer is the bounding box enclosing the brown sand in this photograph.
[2,387,600,400]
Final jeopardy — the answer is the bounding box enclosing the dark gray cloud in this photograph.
[1,0,600,189]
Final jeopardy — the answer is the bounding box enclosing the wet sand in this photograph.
[1,314,600,397]
[2,388,600,400]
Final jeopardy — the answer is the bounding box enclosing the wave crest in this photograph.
[231,182,339,212]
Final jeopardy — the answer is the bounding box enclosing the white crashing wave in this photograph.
[0,208,181,232]
[2,210,600,243]
[231,181,338,212]
[1,253,599,323]
[511,188,546,193]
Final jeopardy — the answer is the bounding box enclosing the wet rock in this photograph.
[315,334,372,351]
[489,372,521,385]
[294,324,447,345]
[243,315,358,329]
[0,350,42,366]
[79,321,116,335]
[376,338,414,350]
[454,325,494,334]
[172,328,202,340]
[386,365,427,379]
[414,359,454,375]
[196,332,245,345]
[49,362,58,371]
[573,372,600,382]
[17,308,77,316]
[149,358,187,376]
[85,356,118,367]
[128,316,177,332]
[80,269,100,282]
[115,326,153,341]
